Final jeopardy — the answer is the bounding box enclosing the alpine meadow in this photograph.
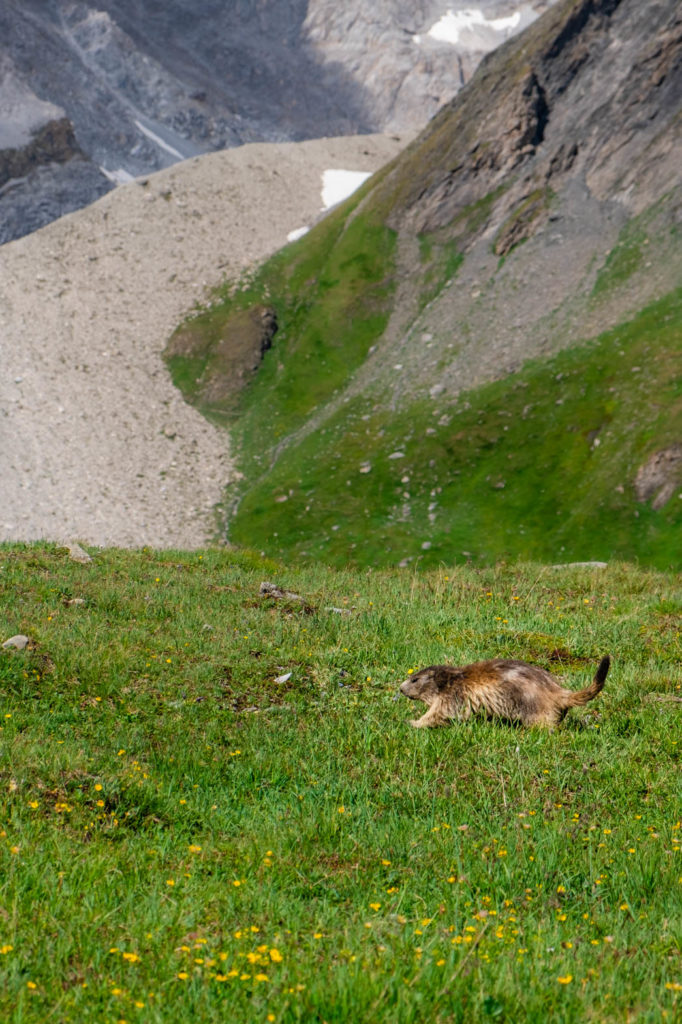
[2,0,682,1022]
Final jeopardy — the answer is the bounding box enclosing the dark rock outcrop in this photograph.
[166,304,279,416]
[0,117,83,188]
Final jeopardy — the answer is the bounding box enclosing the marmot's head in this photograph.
[400,668,438,704]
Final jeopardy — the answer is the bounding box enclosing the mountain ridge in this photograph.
[0,0,553,242]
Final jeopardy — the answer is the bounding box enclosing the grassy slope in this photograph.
[165,170,681,569]
[1,544,681,1022]
[229,287,682,569]
[163,0,681,569]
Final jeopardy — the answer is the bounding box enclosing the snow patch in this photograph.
[321,169,372,210]
[287,225,310,242]
[415,7,524,46]
[134,119,185,160]
[100,166,136,185]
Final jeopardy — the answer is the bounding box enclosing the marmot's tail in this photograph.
[565,655,610,706]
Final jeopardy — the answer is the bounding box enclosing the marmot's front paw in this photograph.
[410,719,423,728]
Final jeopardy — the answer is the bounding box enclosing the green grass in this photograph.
[228,287,682,569]
[417,234,464,311]
[1,544,681,1022]
[592,193,679,299]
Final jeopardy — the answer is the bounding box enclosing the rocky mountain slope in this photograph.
[0,0,553,242]
[0,133,405,548]
[168,0,682,568]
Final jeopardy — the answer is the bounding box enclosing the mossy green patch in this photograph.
[592,194,680,299]
[417,233,464,310]
[592,229,646,298]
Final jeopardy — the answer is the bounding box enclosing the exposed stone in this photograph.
[550,561,608,569]
[260,581,306,603]
[166,305,278,415]
[634,446,682,510]
[65,542,93,563]
[2,634,30,650]
[0,117,85,190]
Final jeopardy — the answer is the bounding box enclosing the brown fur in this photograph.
[399,655,610,729]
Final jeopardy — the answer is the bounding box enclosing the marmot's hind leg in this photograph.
[523,708,562,729]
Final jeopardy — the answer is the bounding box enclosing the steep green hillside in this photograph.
[228,288,682,568]
[165,0,682,568]
[1,544,681,1021]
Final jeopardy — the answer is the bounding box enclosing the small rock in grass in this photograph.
[2,634,30,650]
[550,561,608,569]
[65,542,92,563]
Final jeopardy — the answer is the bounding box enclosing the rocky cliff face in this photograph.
[0,0,554,243]
[170,0,682,568]
[303,0,554,131]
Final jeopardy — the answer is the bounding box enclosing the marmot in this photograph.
[400,655,610,728]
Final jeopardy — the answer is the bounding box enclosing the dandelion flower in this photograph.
[557,975,573,984]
